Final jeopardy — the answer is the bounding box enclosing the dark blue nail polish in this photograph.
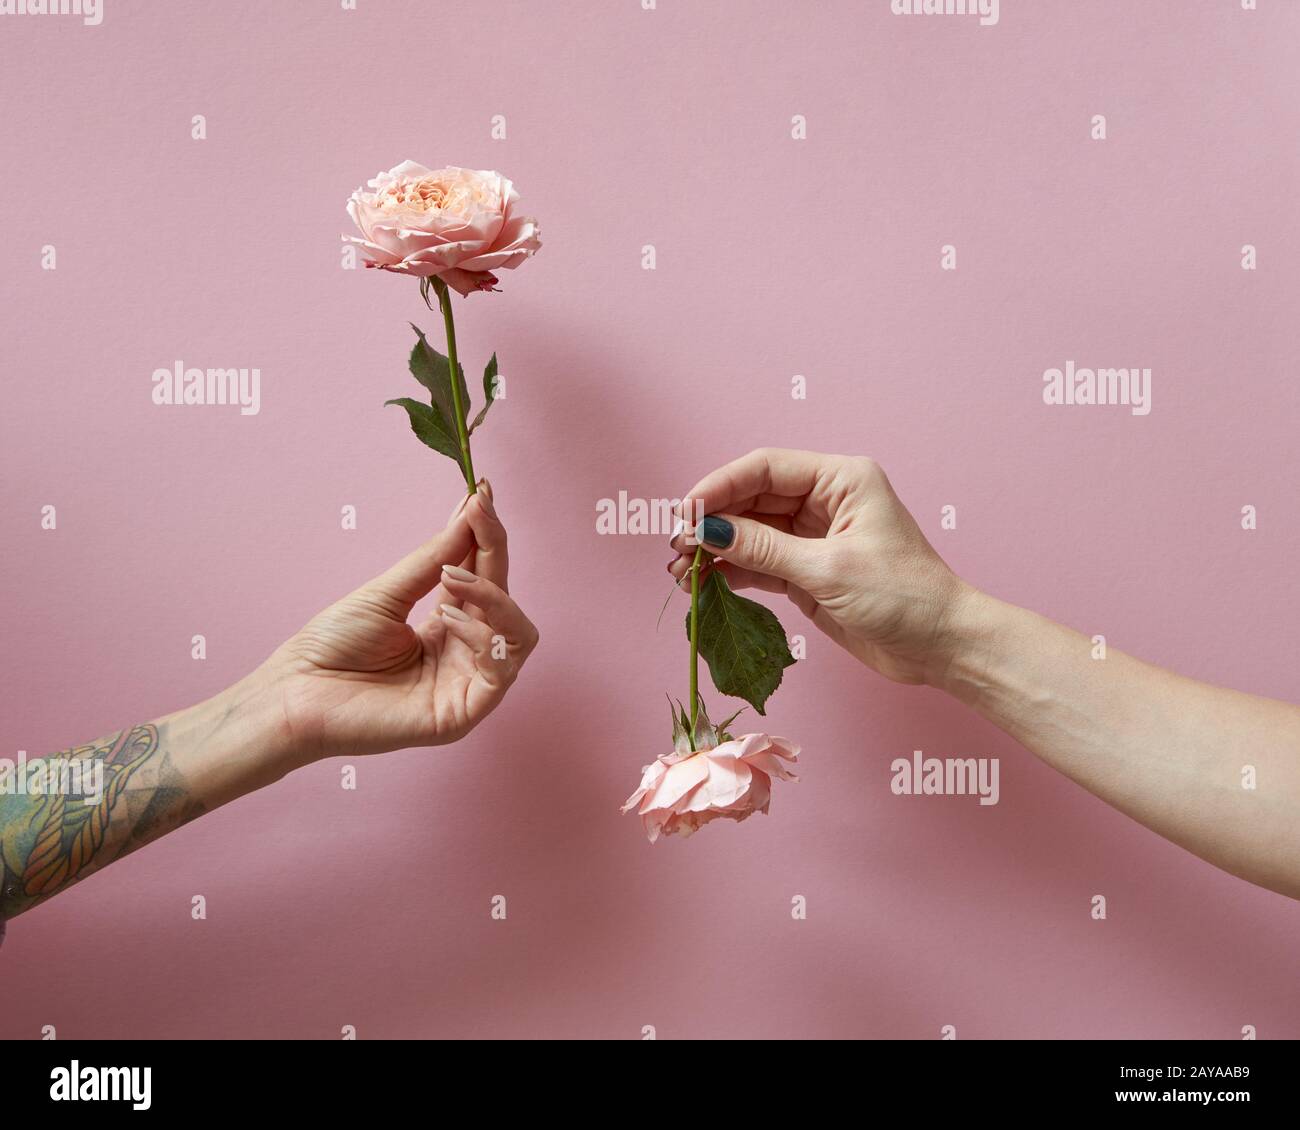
[700,515,735,549]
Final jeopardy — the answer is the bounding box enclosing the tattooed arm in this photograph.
[0,687,291,921]
[0,485,538,924]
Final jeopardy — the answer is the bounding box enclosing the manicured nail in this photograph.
[666,553,683,573]
[699,515,735,549]
[442,564,478,582]
[476,479,497,518]
[440,603,473,622]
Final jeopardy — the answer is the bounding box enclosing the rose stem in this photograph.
[427,277,477,494]
[688,544,705,745]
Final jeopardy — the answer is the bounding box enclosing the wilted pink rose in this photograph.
[622,733,800,843]
[344,162,540,296]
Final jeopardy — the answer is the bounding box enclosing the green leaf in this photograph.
[407,323,450,398]
[468,353,498,435]
[408,324,470,429]
[688,569,795,715]
[384,397,464,469]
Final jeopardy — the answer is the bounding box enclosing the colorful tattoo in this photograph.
[0,723,205,922]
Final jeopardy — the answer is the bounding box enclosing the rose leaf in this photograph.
[687,569,795,715]
[408,323,470,428]
[383,397,464,471]
[468,353,498,435]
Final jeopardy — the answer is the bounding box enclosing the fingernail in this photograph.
[699,515,734,549]
[442,564,478,582]
[476,480,497,518]
[439,603,473,622]
[670,517,701,547]
[667,554,683,573]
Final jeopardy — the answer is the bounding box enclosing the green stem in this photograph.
[688,544,705,744]
[428,277,477,494]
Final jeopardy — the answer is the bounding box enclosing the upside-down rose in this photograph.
[622,724,800,843]
[344,162,541,296]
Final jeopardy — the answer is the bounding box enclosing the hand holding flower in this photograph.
[264,486,539,763]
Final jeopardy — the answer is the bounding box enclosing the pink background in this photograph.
[3,0,1299,1039]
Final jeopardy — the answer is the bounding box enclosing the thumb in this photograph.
[695,513,819,589]
[362,514,475,618]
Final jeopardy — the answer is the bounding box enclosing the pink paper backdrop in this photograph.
[2,0,1299,1040]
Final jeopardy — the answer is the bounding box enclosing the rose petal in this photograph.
[764,736,801,760]
[381,159,436,183]
[737,767,770,813]
[621,760,667,814]
[693,749,753,809]
[740,751,799,782]
[644,752,709,812]
[341,234,399,267]
[437,267,499,296]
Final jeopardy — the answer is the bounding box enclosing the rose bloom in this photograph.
[622,733,800,843]
[344,161,540,296]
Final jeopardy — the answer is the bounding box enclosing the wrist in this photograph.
[229,665,311,775]
[159,667,305,789]
[924,584,1009,705]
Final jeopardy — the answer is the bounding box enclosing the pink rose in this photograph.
[344,161,541,296]
[622,733,800,843]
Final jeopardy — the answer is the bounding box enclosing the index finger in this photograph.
[464,481,509,593]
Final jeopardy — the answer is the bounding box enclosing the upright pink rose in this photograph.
[344,162,541,296]
[622,733,800,843]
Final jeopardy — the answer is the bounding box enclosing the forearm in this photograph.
[937,590,1300,899]
[0,674,296,922]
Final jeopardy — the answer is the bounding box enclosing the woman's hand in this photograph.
[0,485,540,923]
[671,447,1300,900]
[265,483,540,762]
[669,448,969,686]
